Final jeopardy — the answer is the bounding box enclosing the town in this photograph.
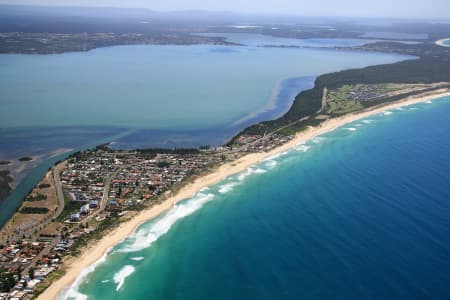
[0,133,294,299]
[0,80,447,298]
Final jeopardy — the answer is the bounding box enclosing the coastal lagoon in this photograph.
[0,44,409,131]
[66,97,450,299]
[0,36,413,225]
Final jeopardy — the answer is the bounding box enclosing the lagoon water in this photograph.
[66,97,450,299]
[0,36,412,225]
[0,44,407,130]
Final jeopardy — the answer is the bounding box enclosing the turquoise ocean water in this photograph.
[0,36,412,226]
[65,97,450,299]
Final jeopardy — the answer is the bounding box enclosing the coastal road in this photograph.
[53,162,66,221]
[229,88,329,154]
[16,163,66,240]
[83,168,121,224]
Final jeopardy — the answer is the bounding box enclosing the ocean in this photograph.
[0,36,412,226]
[66,96,450,299]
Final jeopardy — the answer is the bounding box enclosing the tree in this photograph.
[0,268,16,292]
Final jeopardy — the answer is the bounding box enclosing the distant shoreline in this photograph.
[39,88,450,300]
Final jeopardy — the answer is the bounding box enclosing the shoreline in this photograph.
[38,89,450,300]
[435,38,450,47]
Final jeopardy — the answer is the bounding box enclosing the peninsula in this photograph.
[1,6,450,300]
[0,77,448,299]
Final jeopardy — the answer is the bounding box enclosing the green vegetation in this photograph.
[38,183,51,189]
[326,84,366,115]
[25,193,48,202]
[233,57,450,140]
[34,269,65,296]
[137,148,200,159]
[20,207,50,214]
[70,217,120,256]
[56,196,84,222]
[0,268,16,292]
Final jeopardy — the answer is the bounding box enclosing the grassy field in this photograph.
[232,57,450,141]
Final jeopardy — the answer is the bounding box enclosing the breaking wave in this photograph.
[295,144,311,152]
[265,160,277,169]
[312,137,325,144]
[114,265,135,291]
[130,257,144,261]
[219,182,239,194]
[118,193,215,253]
[59,248,112,300]
[237,167,267,181]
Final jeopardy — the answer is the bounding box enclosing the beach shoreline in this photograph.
[38,88,450,300]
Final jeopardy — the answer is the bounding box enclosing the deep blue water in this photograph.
[67,97,450,299]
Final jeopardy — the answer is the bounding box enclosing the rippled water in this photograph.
[66,97,450,299]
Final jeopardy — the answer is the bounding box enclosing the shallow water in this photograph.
[0,38,412,225]
[68,97,450,299]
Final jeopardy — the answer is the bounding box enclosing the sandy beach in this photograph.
[38,88,450,300]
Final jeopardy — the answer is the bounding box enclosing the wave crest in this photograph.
[118,193,215,253]
[114,265,135,291]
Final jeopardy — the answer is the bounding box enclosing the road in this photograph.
[229,87,329,154]
[52,162,66,221]
[83,168,121,223]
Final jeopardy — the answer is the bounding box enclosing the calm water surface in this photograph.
[0,37,412,225]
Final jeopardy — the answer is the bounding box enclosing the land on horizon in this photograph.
[1,4,450,299]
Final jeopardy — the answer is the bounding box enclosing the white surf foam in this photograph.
[263,153,282,161]
[101,280,110,283]
[114,265,135,291]
[295,144,311,152]
[254,167,267,174]
[382,111,393,115]
[263,150,289,162]
[345,127,357,131]
[312,137,325,144]
[425,100,432,104]
[265,160,277,169]
[362,119,373,124]
[130,257,144,261]
[59,248,112,300]
[118,193,215,253]
[218,182,239,194]
[237,167,267,181]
